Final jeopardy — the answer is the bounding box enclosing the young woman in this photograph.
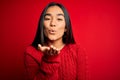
[24,2,87,80]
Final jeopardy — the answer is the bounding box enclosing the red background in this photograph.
[0,0,120,80]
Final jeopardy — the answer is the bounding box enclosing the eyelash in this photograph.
[57,18,63,21]
[44,18,63,21]
[44,18,50,20]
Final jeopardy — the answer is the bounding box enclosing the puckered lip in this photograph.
[48,29,56,34]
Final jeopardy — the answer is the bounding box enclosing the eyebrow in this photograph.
[44,13,64,17]
[57,13,64,16]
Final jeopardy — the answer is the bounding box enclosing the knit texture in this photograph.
[24,44,87,80]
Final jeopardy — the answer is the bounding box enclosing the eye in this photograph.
[57,18,63,21]
[44,18,51,20]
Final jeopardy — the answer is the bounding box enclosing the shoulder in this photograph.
[68,44,86,55]
[25,45,38,54]
[64,43,82,54]
[67,43,82,50]
[24,45,43,62]
[25,45,42,57]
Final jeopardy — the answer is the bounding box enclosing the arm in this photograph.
[24,46,60,80]
[24,53,40,80]
[35,55,60,80]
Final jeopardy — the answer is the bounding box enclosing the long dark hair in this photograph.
[32,2,75,48]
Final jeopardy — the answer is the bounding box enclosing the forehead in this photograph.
[45,6,64,15]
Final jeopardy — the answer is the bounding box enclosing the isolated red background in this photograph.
[0,0,120,80]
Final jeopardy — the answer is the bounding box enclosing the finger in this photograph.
[47,45,60,56]
[48,45,54,55]
[51,46,60,55]
[38,44,41,47]
[46,47,50,50]
[56,48,60,54]
[38,44,41,50]
[52,46,56,54]
[38,44,50,52]
[50,45,54,49]
[49,48,54,56]
[44,48,49,55]
[51,46,58,55]
[42,46,50,52]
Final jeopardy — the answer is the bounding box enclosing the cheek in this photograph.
[44,20,51,27]
[57,27,66,36]
[44,27,49,36]
[43,22,49,32]
[43,26,49,36]
[58,23,66,32]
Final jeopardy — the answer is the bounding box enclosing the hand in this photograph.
[38,44,60,56]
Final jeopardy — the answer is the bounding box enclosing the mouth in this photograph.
[48,29,56,34]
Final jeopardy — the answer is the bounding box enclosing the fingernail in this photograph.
[38,44,40,47]
[53,47,56,50]
[56,48,58,51]
[47,47,50,50]
[50,45,53,48]
[56,48,60,51]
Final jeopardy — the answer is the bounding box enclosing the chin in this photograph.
[47,36,62,42]
[48,37,57,41]
[49,38,57,41]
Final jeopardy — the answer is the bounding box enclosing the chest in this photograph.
[59,50,77,80]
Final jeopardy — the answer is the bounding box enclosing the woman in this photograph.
[24,2,87,80]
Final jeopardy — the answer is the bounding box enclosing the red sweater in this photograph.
[24,44,87,80]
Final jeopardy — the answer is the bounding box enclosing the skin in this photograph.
[38,6,66,56]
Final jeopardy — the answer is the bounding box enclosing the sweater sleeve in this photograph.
[24,46,60,80]
[77,45,88,80]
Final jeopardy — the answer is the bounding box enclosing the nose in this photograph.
[50,18,56,27]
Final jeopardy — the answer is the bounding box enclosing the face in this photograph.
[43,6,66,42]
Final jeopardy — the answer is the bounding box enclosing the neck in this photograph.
[47,40,65,50]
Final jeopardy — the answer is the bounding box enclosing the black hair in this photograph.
[32,2,75,48]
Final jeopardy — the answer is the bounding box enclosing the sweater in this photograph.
[24,44,87,80]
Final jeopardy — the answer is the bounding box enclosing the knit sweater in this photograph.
[24,44,87,80]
